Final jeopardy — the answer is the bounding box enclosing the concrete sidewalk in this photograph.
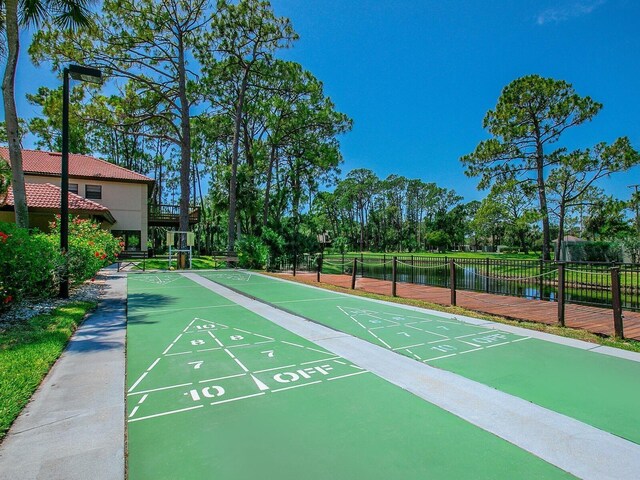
[0,268,126,480]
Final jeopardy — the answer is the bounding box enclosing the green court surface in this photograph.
[127,272,572,479]
[200,270,640,446]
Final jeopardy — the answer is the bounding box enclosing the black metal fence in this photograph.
[269,254,640,315]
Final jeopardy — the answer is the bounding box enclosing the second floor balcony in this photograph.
[148,204,201,227]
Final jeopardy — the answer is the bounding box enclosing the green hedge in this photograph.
[0,217,121,310]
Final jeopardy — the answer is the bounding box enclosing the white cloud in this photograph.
[536,0,606,25]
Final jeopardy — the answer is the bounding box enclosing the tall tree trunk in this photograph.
[533,126,551,260]
[2,0,28,228]
[262,145,276,227]
[228,69,250,251]
[177,35,191,247]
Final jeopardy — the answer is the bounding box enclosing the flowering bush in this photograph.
[48,215,122,284]
[0,216,122,310]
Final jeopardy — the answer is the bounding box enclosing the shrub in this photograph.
[0,222,61,308]
[0,216,122,309]
[236,235,269,269]
[48,216,122,283]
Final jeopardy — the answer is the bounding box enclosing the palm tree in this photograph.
[2,0,94,228]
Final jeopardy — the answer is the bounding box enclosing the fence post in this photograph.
[351,257,357,290]
[485,258,490,293]
[293,254,297,277]
[383,254,387,281]
[392,256,398,297]
[360,252,364,278]
[411,255,415,283]
[316,254,321,283]
[611,267,624,339]
[450,259,457,306]
[557,263,565,327]
[539,259,544,300]
[342,253,345,274]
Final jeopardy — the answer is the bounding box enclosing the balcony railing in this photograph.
[148,204,200,226]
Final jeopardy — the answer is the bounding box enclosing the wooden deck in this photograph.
[276,272,640,341]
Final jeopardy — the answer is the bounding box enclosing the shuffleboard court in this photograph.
[126,272,572,479]
[199,270,640,446]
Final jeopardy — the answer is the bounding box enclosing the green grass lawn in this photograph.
[0,301,95,439]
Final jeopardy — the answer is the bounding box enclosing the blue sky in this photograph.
[10,0,640,203]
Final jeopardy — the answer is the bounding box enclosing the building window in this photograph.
[85,184,102,199]
[112,230,142,251]
[68,183,79,194]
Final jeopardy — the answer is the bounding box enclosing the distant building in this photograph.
[0,148,154,251]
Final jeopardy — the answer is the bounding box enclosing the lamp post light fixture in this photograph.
[60,64,102,298]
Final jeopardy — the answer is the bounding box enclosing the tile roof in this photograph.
[5,182,112,214]
[0,148,154,183]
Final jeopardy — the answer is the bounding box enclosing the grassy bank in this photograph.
[0,301,96,440]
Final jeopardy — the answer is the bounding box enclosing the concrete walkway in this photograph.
[0,268,126,480]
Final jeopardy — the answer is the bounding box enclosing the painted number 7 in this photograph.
[261,350,275,358]
[188,361,204,370]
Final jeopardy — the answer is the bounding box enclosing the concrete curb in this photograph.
[0,268,126,480]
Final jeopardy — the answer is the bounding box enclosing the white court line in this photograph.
[424,353,457,362]
[128,372,148,393]
[127,382,193,396]
[327,371,369,381]
[128,394,150,419]
[162,334,183,355]
[459,340,481,347]
[128,405,203,423]
[333,360,346,365]
[300,356,340,365]
[128,303,239,318]
[199,373,246,384]
[197,347,222,352]
[271,380,322,393]
[251,374,270,391]
[253,364,297,374]
[147,358,161,371]
[486,341,515,348]
[512,337,531,343]
[281,340,305,348]
[232,357,249,372]
[182,318,197,332]
[165,351,192,356]
[455,331,494,339]
[393,342,425,351]
[210,393,265,406]
[232,328,274,340]
[208,331,225,348]
[459,348,483,355]
[254,340,275,345]
[337,306,393,349]
[404,323,450,339]
[273,296,344,304]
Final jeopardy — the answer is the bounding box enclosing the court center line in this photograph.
[253,364,297,374]
[147,358,161,372]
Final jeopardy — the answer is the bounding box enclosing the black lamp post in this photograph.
[60,64,102,298]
